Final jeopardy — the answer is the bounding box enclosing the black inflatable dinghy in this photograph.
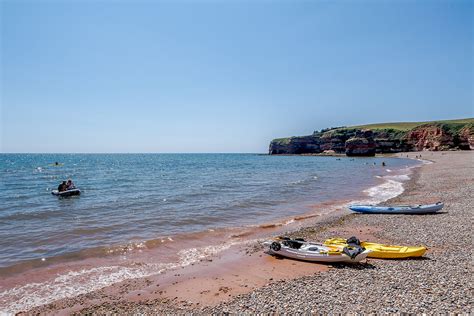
[51,189,81,197]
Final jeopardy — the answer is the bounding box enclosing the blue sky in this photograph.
[1,0,473,153]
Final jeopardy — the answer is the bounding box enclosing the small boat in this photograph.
[324,237,426,259]
[51,188,81,197]
[348,202,443,214]
[264,237,371,263]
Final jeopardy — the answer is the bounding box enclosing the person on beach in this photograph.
[66,179,76,190]
[58,181,67,192]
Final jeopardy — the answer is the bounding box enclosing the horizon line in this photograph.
[0,152,268,155]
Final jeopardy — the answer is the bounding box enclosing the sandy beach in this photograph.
[21,151,474,314]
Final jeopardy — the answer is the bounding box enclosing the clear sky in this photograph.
[1,0,473,153]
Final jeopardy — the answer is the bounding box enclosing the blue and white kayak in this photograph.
[349,202,443,214]
[51,188,81,197]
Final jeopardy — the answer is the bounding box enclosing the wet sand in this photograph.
[18,151,474,314]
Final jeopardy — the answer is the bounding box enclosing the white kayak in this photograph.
[51,188,81,197]
[349,202,444,214]
[264,238,371,263]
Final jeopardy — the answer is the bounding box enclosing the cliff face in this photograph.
[405,125,455,151]
[459,125,474,150]
[319,129,355,153]
[269,136,321,154]
[373,130,411,153]
[345,130,376,156]
[269,121,473,156]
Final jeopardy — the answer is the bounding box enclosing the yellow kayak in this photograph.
[324,238,426,259]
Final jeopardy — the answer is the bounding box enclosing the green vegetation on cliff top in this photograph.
[271,118,474,144]
[272,137,292,145]
[348,118,474,131]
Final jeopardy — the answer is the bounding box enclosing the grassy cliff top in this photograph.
[271,137,292,145]
[348,118,474,131]
[271,118,474,144]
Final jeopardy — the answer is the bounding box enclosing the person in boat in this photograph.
[66,179,76,190]
[58,181,67,192]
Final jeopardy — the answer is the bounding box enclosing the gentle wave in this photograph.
[363,179,405,203]
[0,241,240,314]
[359,166,416,205]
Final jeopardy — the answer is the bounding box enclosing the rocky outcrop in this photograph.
[459,125,474,150]
[319,129,356,153]
[269,136,321,154]
[405,124,455,151]
[345,130,376,156]
[373,130,411,153]
[269,120,473,155]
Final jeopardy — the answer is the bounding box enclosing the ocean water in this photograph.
[0,153,418,270]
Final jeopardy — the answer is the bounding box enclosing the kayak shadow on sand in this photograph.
[330,261,376,270]
[356,211,447,216]
[270,255,377,270]
[375,256,432,262]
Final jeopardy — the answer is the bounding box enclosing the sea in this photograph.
[0,153,420,312]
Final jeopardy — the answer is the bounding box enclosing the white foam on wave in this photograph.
[287,175,318,186]
[350,167,414,206]
[362,179,404,203]
[384,174,410,181]
[0,241,239,314]
[284,219,295,225]
[288,179,306,185]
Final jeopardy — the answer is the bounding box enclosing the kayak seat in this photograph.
[283,240,303,249]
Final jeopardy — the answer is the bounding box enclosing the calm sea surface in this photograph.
[0,154,418,268]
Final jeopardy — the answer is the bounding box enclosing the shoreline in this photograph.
[5,152,471,313]
[2,154,418,314]
[0,154,407,277]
